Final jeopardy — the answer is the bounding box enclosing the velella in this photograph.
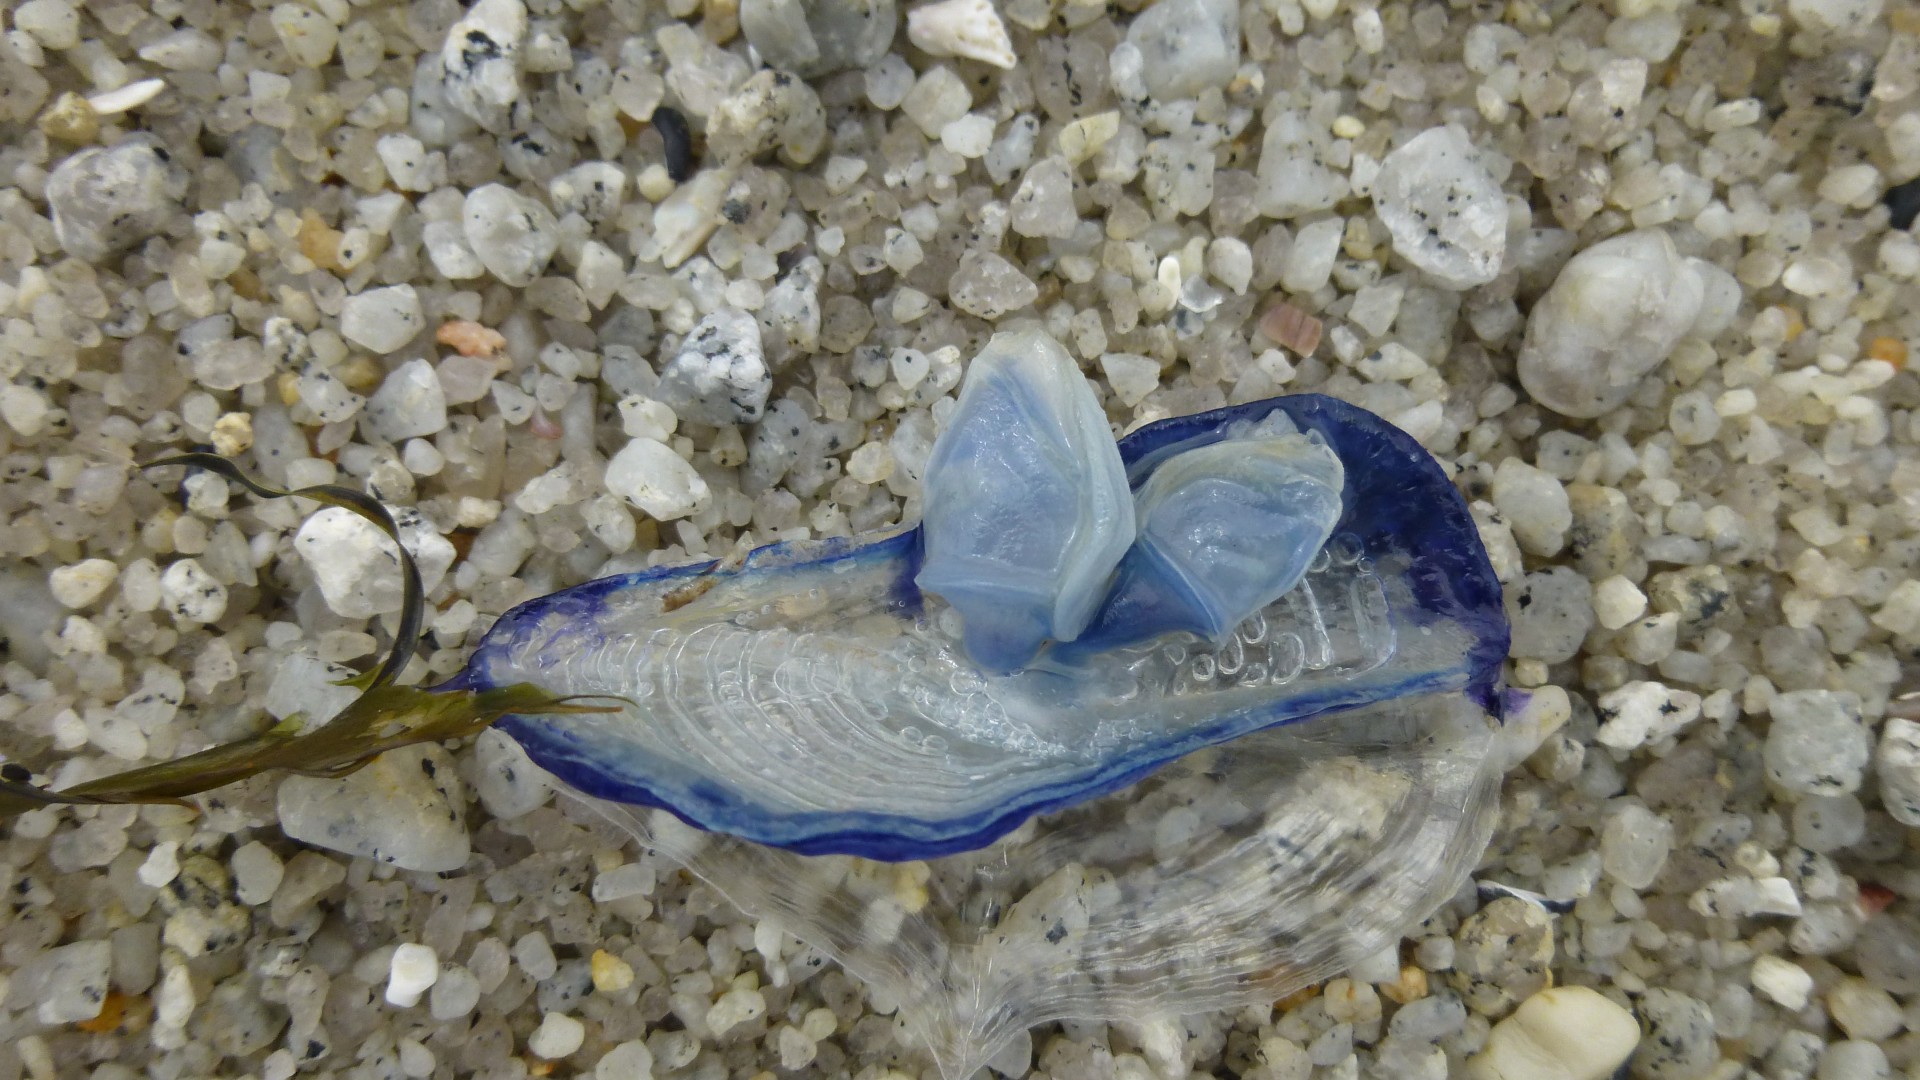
[453,335,1509,860]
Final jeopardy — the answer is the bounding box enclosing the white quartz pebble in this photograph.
[653,169,733,269]
[441,0,526,127]
[1490,458,1571,556]
[1467,986,1638,1080]
[1750,954,1814,1010]
[1101,353,1161,407]
[1124,0,1239,100]
[463,184,558,287]
[1591,575,1647,630]
[49,559,117,608]
[605,438,712,521]
[595,1040,655,1080]
[1516,230,1710,418]
[340,285,424,354]
[529,1012,586,1059]
[294,506,456,618]
[1599,802,1671,889]
[656,309,771,426]
[1876,717,1920,825]
[1596,681,1702,751]
[277,745,470,872]
[1372,126,1509,288]
[365,358,450,442]
[159,558,227,624]
[1764,690,1871,796]
[45,137,189,261]
[271,3,338,67]
[386,943,439,1007]
[907,0,1016,69]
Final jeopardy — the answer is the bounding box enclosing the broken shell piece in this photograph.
[86,78,168,116]
[907,0,1018,69]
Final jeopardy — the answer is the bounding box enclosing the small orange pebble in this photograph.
[525,1058,554,1077]
[1259,299,1323,356]
[1867,336,1908,370]
[73,991,129,1033]
[1273,982,1322,1013]
[297,208,344,273]
[436,319,508,359]
[277,371,303,407]
[1774,304,1805,341]
[337,355,385,392]
[1379,965,1430,1004]
[228,265,266,302]
[1858,881,1896,916]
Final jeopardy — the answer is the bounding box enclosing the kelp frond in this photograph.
[0,454,618,818]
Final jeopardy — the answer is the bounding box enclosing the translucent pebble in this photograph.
[45,136,190,261]
[740,0,896,77]
[1599,802,1672,889]
[1124,0,1239,100]
[429,966,483,1020]
[462,184,558,286]
[1515,230,1710,418]
[595,1040,655,1080]
[1814,1041,1892,1080]
[12,940,113,1025]
[1011,156,1078,239]
[1372,127,1509,288]
[1281,218,1345,293]
[1071,413,1345,652]
[1790,794,1864,853]
[366,358,450,442]
[1877,718,1920,825]
[948,252,1039,319]
[276,746,470,872]
[1764,690,1871,796]
[271,3,338,67]
[1257,111,1348,218]
[916,328,1134,671]
[339,285,424,354]
[473,728,554,820]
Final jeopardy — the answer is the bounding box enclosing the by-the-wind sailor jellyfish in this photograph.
[455,333,1509,860]
[913,327,1134,672]
[1064,411,1345,656]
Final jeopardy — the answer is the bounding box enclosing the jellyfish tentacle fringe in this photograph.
[0,454,622,818]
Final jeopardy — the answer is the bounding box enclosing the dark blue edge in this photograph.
[452,393,1510,861]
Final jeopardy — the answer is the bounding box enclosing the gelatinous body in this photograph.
[1067,411,1345,655]
[914,328,1133,672]
[459,393,1508,860]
